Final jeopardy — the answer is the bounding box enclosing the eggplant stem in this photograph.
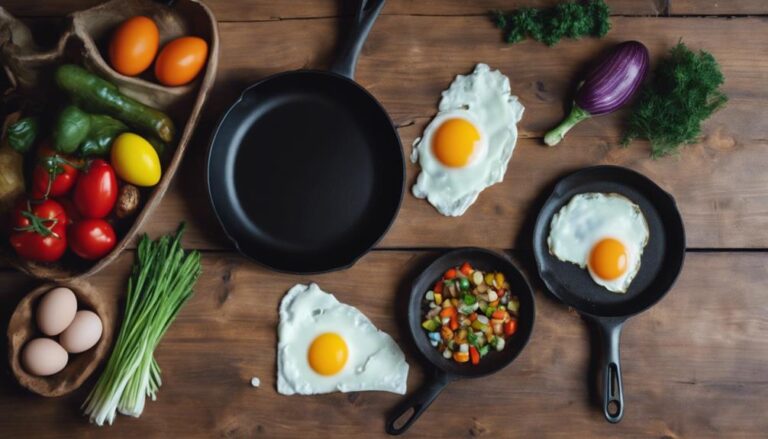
[543,105,591,146]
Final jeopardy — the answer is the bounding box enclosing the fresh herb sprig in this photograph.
[492,0,610,46]
[622,42,727,157]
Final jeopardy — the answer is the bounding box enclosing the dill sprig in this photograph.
[492,0,610,46]
[622,42,727,157]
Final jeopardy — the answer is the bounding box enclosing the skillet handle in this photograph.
[594,316,626,423]
[385,371,451,435]
[330,0,387,79]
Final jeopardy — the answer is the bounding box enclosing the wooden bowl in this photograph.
[0,0,219,280]
[7,280,117,397]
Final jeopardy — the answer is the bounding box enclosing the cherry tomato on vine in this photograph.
[73,159,118,218]
[68,219,116,260]
[31,146,81,198]
[9,198,68,262]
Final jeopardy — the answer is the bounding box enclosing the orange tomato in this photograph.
[154,36,208,86]
[108,16,159,76]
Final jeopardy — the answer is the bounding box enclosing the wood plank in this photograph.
[129,15,768,250]
[1,0,668,20]
[671,1,768,15]
[1,251,766,437]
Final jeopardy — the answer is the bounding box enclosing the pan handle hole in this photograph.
[607,400,620,417]
[392,407,415,430]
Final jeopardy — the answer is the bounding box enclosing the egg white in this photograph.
[411,63,525,217]
[547,193,649,293]
[277,283,409,395]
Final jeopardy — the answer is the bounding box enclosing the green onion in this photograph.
[82,224,201,426]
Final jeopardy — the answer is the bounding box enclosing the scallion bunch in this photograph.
[83,224,201,426]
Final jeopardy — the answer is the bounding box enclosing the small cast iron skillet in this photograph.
[532,166,685,423]
[206,0,404,273]
[386,248,535,435]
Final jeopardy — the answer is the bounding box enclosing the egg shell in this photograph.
[154,36,208,86]
[108,16,159,76]
[21,338,69,377]
[59,310,103,354]
[36,287,78,336]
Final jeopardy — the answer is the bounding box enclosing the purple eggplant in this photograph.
[544,41,650,146]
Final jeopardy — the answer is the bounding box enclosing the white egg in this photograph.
[548,193,649,293]
[277,283,409,395]
[411,63,525,216]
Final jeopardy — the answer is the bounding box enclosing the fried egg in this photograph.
[411,63,525,216]
[277,283,409,395]
[548,193,649,293]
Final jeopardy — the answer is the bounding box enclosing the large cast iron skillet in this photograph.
[532,166,685,423]
[386,248,535,435]
[207,0,404,273]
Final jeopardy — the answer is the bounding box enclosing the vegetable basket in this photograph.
[0,0,219,280]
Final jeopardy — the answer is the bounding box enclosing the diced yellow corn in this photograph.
[495,273,505,288]
[442,299,452,309]
[484,273,495,286]
[434,292,443,305]
[471,320,487,331]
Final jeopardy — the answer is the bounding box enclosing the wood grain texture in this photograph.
[2,0,669,20]
[1,251,766,437]
[124,15,768,249]
[671,1,768,15]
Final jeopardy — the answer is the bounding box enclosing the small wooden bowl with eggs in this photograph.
[7,280,116,397]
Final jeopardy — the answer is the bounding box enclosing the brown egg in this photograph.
[59,310,103,354]
[21,338,69,376]
[36,287,77,336]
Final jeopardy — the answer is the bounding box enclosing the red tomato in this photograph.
[54,197,80,226]
[74,159,118,218]
[31,147,80,198]
[504,319,518,337]
[68,219,116,260]
[469,346,480,365]
[9,199,68,262]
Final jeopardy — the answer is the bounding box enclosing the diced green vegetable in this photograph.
[479,345,490,357]
[422,319,440,332]
[459,277,470,291]
[462,293,477,305]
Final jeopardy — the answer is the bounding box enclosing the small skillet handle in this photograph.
[330,0,387,79]
[594,316,626,423]
[385,371,451,435]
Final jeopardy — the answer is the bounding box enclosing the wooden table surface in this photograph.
[2,1,767,437]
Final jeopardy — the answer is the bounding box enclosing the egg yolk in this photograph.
[589,238,628,280]
[432,118,481,168]
[308,332,348,376]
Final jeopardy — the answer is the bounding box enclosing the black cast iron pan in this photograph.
[532,165,685,423]
[386,248,535,435]
[207,0,404,273]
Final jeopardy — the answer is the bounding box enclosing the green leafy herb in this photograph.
[622,42,727,157]
[83,224,202,426]
[492,0,610,46]
[479,345,490,357]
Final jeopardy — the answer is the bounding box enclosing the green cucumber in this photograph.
[55,64,175,143]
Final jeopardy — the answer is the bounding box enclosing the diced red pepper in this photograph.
[469,312,478,322]
[460,262,473,276]
[449,315,459,331]
[492,310,506,320]
[434,281,444,294]
[439,307,457,318]
[470,346,480,365]
[444,268,457,280]
[504,319,518,337]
